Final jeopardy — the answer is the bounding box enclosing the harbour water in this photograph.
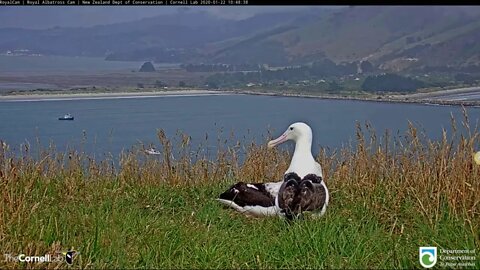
[1,94,479,160]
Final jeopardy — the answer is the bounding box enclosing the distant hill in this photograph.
[0,7,177,29]
[0,8,325,60]
[0,11,232,57]
[1,6,479,71]
[0,6,318,29]
[208,6,480,70]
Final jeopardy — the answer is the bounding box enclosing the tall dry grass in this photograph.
[1,112,479,249]
[318,110,479,242]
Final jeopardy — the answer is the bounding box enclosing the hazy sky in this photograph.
[0,6,341,29]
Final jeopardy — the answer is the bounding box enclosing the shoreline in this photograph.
[231,90,480,107]
[0,90,230,102]
[1,88,480,107]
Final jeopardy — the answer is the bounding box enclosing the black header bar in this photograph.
[0,0,356,5]
[2,0,261,5]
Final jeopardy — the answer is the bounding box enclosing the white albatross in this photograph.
[217,122,329,218]
[268,122,329,219]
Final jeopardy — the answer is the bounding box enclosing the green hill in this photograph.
[208,6,480,70]
[2,6,479,71]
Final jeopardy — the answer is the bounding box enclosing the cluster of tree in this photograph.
[310,59,358,77]
[181,63,262,72]
[405,36,422,45]
[136,80,187,88]
[139,62,156,72]
[454,73,480,85]
[415,64,480,74]
[204,59,373,88]
[361,73,425,92]
[155,80,167,87]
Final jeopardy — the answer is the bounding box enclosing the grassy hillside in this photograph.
[210,6,480,69]
[1,117,479,268]
[2,6,478,70]
[0,9,323,60]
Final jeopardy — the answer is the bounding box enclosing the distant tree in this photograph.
[454,73,477,85]
[137,83,144,88]
[207,82,218,89]
[406,36,416,44]
[328,81,342,91]
[362,73,425,92]
[155,80,167,87]
[336,61,357,75]
[360,61,375,73]
[460,65,480,73]
[203,58,368,88]
[178,81,186,87]
[311,59,340,76]
[139,62,156,72]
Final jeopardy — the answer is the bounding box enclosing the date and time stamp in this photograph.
[0,0,249,5]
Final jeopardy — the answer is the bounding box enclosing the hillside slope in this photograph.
[1,6,479,70]
[0,8,325,60]
[209,6,480,69]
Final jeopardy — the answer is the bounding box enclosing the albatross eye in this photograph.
[289,127,294,131]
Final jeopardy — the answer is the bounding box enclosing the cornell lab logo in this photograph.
[419,247,437,268]
[62,250,78,265]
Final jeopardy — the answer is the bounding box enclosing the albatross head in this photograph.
[267,122,313,148]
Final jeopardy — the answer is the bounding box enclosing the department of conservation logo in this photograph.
[419,247,437,268]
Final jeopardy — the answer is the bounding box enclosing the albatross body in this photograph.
[217,122,328,218]
[268,122,329,219]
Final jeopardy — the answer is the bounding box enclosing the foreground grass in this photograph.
[1,182,477,269]
[1,116,479,268]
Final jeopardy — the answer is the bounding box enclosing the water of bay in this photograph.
[1,94,479,160]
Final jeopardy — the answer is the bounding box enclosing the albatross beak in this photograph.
[268,133,288,148]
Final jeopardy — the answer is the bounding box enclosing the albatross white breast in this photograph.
[267,122,329,219]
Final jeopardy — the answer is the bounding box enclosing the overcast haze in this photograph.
[0,6,341,29]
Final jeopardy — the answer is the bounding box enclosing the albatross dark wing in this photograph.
[278,174,302,220]
[298,179,327,212]
[278,173,327,220]
[219,182,275,207]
